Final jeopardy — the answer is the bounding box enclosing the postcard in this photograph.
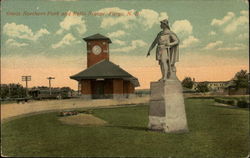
[1,0,249,157]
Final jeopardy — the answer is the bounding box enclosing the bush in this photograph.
[214,98,237,106]
[237,101,249,108]
[215,96,250,108]
[214,98,223,103]
[227,100,235,106]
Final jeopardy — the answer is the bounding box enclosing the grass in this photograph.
[0,100,17,105]
[1,99,249,157]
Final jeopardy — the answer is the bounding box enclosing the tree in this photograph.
[233,70,249,89]
[196,82,209,93]
[0,84,9,99]
[61,87,73,91]
[0,83,26,99]
[181,77,194,89]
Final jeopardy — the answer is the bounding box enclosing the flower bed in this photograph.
[59,111,78,117]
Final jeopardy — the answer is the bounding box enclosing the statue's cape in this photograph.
[169,31,179,64]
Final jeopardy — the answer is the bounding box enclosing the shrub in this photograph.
[214,98,237,106]
[237,101,250,108]
[214,98,222,103]
[227,100,235,106]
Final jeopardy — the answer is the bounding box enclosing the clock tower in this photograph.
[83,33,112,67]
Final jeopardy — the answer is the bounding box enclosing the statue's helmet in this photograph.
[160,19,170,29]
[160,19,169,25]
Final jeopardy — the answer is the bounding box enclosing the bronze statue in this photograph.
[147,19,179,81]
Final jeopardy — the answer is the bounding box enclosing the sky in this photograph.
[1,0,249,90]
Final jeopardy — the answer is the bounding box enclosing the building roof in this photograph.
[70,60,139,87]
[194,81,230,84]
[83,33,112,43]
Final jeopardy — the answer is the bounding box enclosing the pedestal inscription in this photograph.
[148,77,188,133]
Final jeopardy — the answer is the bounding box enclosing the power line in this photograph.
[22,76,31,97]
[47,77,55,95]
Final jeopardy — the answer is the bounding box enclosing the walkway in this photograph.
[1,97,149,122]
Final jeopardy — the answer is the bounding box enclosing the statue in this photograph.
[147,19,188,133]
[147,19,179,81]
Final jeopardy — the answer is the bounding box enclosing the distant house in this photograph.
[223,79,249,95]
[192,81,230,93]
[192,79,248,95]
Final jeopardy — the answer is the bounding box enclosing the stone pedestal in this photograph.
[148,73,188,133]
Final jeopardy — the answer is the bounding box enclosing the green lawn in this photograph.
[2,99,249,157]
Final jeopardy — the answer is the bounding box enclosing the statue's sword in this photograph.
[167,46,172,73]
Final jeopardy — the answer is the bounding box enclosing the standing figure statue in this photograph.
[147,19,179,81]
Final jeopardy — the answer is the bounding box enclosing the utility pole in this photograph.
[47,77,55,95]
[22,76,31,97]
[8,84,11,98]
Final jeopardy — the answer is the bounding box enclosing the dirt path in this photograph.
[58,114,108,126]
[1,97,149,122]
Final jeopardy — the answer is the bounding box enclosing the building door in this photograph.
[93,81,105,99]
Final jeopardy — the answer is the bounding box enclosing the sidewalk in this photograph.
[1,96,149,122]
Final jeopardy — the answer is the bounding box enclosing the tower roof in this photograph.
[70,60,139,87]
[83,33,112,43]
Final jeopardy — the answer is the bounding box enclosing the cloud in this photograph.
[203,41,223,50]
[158,12,168,21]
[240,10,248,16]
[217,46,246,51]
[107,30,126,38]
[3,22,50,41]
[172,20,193,36]
[52,33,76,49]
[5,39,28,47]
[211,12,235,26]
[137,9,168,29]
[98,8,168,30]
[223,10,249,33]
[210,11,249,34]
[98,7,136,29]
[171,20,199,49]
[237,33,248,39]
[50,0,79,1]
[113,39,126,46]
[208,31,216,35]
[235,43,246,47]
[180,36,200,48]
[242,0,248,4]
[56,10,86,35]
[111,40,147,52]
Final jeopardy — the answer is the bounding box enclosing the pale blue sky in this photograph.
[1,0,249,89]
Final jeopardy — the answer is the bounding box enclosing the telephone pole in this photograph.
[22,76,31,97]
[47,77,55,95]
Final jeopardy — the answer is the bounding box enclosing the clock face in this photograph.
[92,45,102,55]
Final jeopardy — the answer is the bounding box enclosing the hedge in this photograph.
[214,97,249,108]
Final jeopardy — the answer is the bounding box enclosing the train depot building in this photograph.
[70,33,139,99]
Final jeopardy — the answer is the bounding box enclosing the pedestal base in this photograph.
[148,76,188,133]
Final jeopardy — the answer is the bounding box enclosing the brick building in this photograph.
[70,33,139,99]
[193,81,230,93]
